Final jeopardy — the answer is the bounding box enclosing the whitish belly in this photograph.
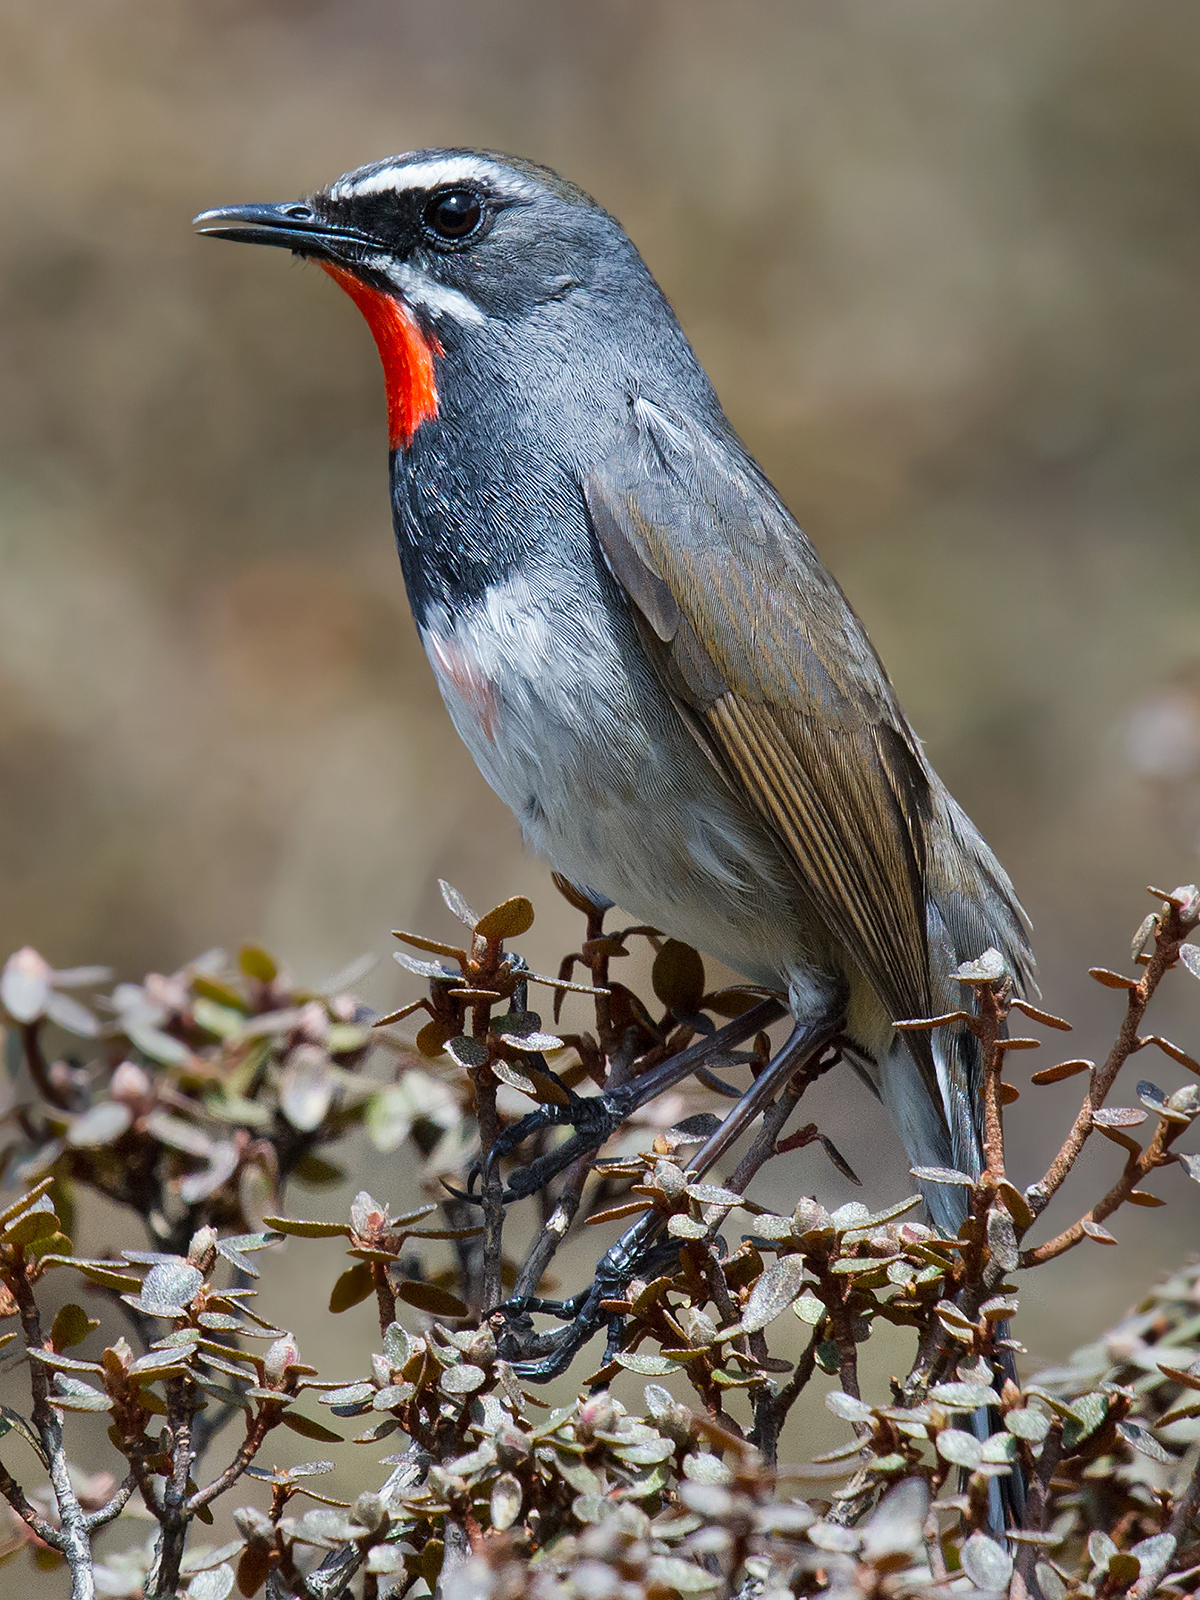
[418,575,814,990]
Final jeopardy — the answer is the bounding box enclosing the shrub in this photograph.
[0,879,1197,1599]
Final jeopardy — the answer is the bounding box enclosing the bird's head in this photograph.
[195,148,666,453]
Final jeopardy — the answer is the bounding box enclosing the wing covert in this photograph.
[584,398,936,1035]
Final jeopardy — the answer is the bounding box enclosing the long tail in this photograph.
[878,790,1035,1230]
[877,791,1035,1529]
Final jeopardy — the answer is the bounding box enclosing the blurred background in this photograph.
[2,0,1200,1533]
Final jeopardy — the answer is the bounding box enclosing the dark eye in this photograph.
[424,189,483,241]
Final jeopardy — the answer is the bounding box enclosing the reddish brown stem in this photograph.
[1026,896,1195,1222]
[21,1022,71,1111]
[973,980,1010,1183]
[1022,1110,1189,1267]
[187,1405,275,1514]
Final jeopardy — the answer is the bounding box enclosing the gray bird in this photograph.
[195,148,1033,1251]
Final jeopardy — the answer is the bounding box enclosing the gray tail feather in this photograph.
[879,1023,1026,1535]
[876,846,1035,1533]
[884,798,1037,1233]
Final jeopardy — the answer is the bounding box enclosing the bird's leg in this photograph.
[483,997,785,1202]
[498,1009,841,1378]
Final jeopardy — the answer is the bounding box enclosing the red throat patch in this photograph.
[320,263,442,450]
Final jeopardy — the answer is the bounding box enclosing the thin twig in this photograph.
[1012,1420,1064,1597]
[976,980,1010,1182]
[755,1323,823,1461]
[0,1461,61,1547]
[20,1022,71,1111]
[11,1250,96,1599]
[186,1407,274,1514]
[1022,1109,1191,1266]
[146,1374,195,1599]
[83,1474,136,1532]
[513,1152,592,1301]
[1026,892,1197,1222]
[474,1062,504,1314]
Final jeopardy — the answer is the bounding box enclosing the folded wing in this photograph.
[584,397,938,1064]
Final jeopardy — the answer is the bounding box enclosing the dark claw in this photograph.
[474,1000,785,1206]
[494,1091,631,1201]
[489,1290,589,1323]
[439,1178,483,1206]
[455,1082,629,1206]
[502,1210,677,1380]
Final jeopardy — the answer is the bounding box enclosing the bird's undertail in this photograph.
[878,1022,1026,1534]
[877,945,1027,1535]
[877,1014,982,1234]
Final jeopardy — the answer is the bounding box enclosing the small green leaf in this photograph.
[0,1179,56,1230]
[192,998,246,1039]
[826,1390,872,1424]
[792,1291,825,1326]
[474,896,534,941]
[264,1215,350,1239]
[739,1255,807,1334]
[192,974,251,1012]
[396,1280,468,1319]
[490,1472,522,1532]
[936,1428,982,1469]
[281,1411,343,1443]
[51,1376,112,1412]
[1063,1392,1108,1450]
[815,1340,840,1374]
[239,944,278,983]
[1117,1420,1175,1464]
[960,1533,1012,1590]
[645,1556,720,1592]
[1004,1406,1050,1442]
[439,1363,486,1396]
[4,1208,60,1247]
[613,1352,681,1377]
[51,1304,98,1352]
[329,1262,375,1314]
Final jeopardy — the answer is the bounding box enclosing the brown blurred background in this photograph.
[2,0,1200,1518]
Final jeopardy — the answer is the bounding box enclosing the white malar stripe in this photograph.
[330,155,537,202]
[366,257,486,325]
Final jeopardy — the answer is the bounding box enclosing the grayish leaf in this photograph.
[826,1390,873,1424]
[490,1472,522,1531]
[44,990,99,1036]
[681,1453,732,1484]
[740,1255,808,1333]
[929,1382,999,1409]
[1004,1407,1050,1442]
[67,1102,133,1148]
[279,1046,334,1132]
[936,1428,983,1469]
[960,1532,1013,1589]
[439,880,479,926]
[130,1260,204,1317]
[439,1363,486,1395]
[1,947,51,1023]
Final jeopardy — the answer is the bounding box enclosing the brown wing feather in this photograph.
[584,399,936,1034]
